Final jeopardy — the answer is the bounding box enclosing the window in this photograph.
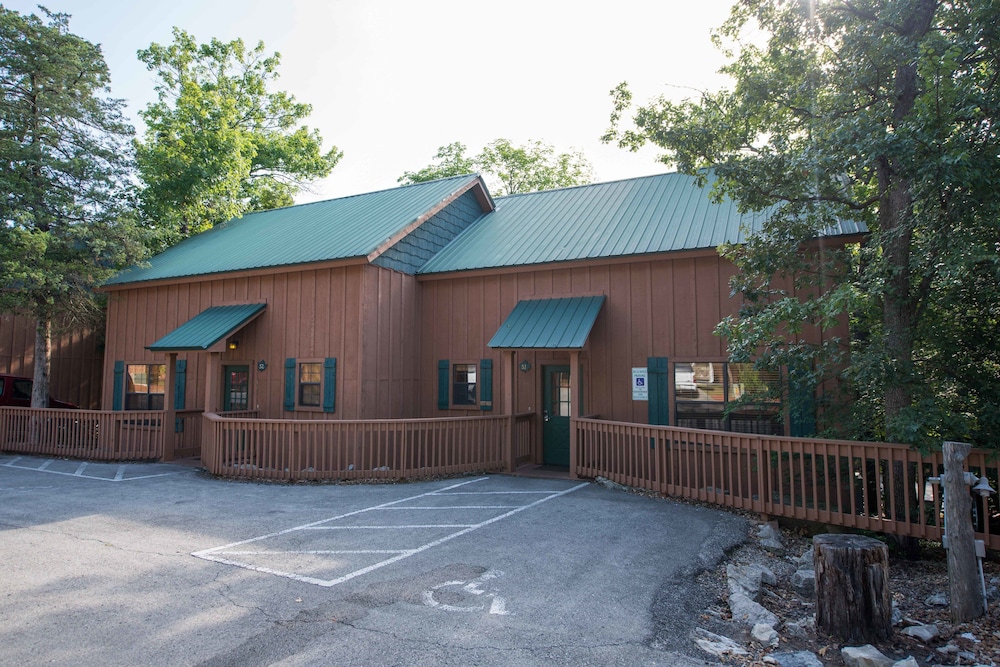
[12,378,31,401]
[283,358,335,412]
[674,362,782,435]
[125,364,165,410]
[452,363,477,407]
[298,362,322,407]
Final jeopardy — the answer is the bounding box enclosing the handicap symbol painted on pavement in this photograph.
[421,569,509,615]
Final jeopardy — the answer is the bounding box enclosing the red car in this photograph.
[0,374,78,409]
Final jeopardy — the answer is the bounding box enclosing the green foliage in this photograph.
[605,0,1000,449]
[136,29,342,246]
[398,142,475,184]
[400,138,594,196]
[0,6,146,404]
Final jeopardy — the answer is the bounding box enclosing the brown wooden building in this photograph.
[101,173,864,465]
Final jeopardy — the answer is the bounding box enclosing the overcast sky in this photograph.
[5,0,737,202]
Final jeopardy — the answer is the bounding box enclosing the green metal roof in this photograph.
[419,172,866,274]
[147,303,267,352]
[488,296,605,349]
[108,175,484,285]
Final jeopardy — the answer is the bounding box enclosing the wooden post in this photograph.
[942,441,985,622]
[814,533,891,643]
[503,350,515,473]
[162,352,177,462]
[204,352,221,414]
[569,350,580,479]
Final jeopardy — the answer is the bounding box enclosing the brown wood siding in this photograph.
[0,312,104,408]
[102,264,421,420]
[418,252,808,424]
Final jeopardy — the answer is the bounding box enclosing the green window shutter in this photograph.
[284,358,296,410]
[479,358,493,411]
[174,359,187,410]
[437,360,450,410]
[789,365,816,437]
[647,357,670,426]
[323,358,337,413]
[112,360,124,411]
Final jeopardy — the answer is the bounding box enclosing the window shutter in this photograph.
[479,358,493,411]
[647,357,670,426]
[284,358,296,410]
[112,360,124,411]
[437,360,450,410]
[174,359,187,411]
[323,358,337,413]
[789,365,816,437]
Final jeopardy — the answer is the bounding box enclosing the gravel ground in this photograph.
[704,522,1000,666]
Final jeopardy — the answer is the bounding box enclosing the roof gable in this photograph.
[107,175,491,286]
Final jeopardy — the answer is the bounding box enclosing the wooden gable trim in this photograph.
[101,256,369,292]
[365,177,493,264]
[414,247,724,282]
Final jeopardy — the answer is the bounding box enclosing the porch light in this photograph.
[973,475,996,499]
[228,339,239,351]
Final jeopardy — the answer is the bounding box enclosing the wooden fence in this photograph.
[0,407,163,460]
[3,405,998,550]
[201,412,508,481]
[574,417,1000,550]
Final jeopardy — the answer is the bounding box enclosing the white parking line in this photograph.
[0,458,188,482]
[193,477,589,588]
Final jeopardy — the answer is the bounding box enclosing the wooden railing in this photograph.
[202,412,508,482]
[513,412,534,464]
[574,417,1000,550]
[0,407,163,460]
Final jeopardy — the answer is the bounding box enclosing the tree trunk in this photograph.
[814,533,892,643]
[942,441,986,622]
[31,316,51,408]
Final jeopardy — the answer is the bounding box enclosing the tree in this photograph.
[136,29,342,246]
[400,138,594,195]
[604,0,1000,447]
[398,142,475,184]
[0,6,146,407]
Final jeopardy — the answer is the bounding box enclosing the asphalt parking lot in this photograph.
[0,454,749,666]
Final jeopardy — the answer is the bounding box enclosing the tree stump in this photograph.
[813,534,891,643]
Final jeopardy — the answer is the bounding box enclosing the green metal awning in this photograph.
[147,303,267,352]
[488,296,605,349]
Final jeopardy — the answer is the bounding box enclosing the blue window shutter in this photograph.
[112,360,124,411]
[647,357,670,426]
[174,359,187,410]
[323,358,337,413]
[284,358,296,410]
[437,360,450,410]
[479,358,493,411]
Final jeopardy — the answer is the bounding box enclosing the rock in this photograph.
[986,584,999,603]
[924,592,948,606]
[791,568,816,597]
[729,590,780,628]
[595,476,629,493]
[958,632,979,643]
[758,522,784,551]
[770,651,824,667]
[891,659,919,667]
[796,546,814,566]
[752,622,780,647]
[785,617,813,639]
[841,644,894,667]
[692,627,748,658]
[901,624,939,642]
[727,563,777,600]
[891,602,903,626]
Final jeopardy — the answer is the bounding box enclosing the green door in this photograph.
[223,365,249,411]
[543,365,571,466]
